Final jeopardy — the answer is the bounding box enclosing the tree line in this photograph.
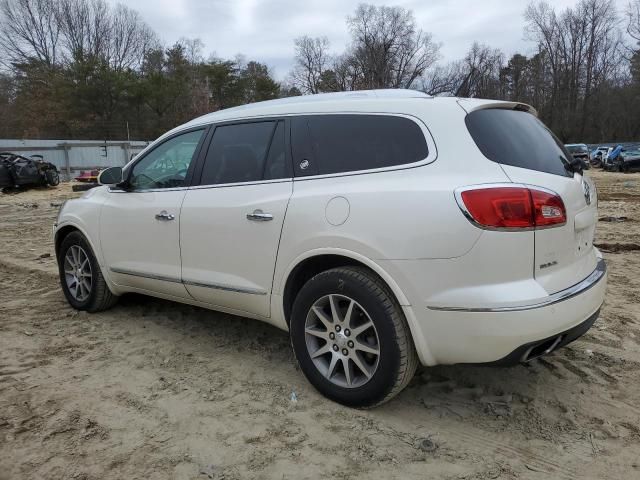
[1,0,639,143]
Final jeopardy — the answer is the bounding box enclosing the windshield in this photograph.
[465,108,573,177]
[566,145,587,154]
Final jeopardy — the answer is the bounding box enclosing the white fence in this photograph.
[0,139,149,180]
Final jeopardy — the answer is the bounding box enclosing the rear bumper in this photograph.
[478,307,600,366]
[402,257,607,365]
[428,258,606,313]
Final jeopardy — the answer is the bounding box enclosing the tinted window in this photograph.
[291,116,319,176]
[264,121,290,180]
[200,121,275,185]
[465,109,572,177]
[292,114,428,176]
[129,129,204,190]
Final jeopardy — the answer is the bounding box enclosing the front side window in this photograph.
[129,129,204,189]
[292,114,429,176]
[199,120,287,185]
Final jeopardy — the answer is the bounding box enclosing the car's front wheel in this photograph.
[290,266,418,407]
[57,231,118,312]
[45,169,60,186]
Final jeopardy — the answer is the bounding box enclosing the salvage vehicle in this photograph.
[0,152,60,190]
[591,146,611,167]
[53,90,607,407]
[565,143,590,169]
[614,149,640,172]
[602,145,624,171]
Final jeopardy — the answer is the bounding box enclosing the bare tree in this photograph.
[0,0,61,67]
[627,0,640,42]
[419,63,457,96]
[179,37,204,66]
[525,0,622,136]
[290,35,331,94]
[345,4,440,89]
[110,4,158,70]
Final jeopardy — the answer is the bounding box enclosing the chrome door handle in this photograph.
[246,209,273,222]
[155,210,175,221]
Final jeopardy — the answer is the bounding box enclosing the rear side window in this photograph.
[292,114,428,176]
[200,121,281,185]
[465,109,572,177]
[264,121,290,180]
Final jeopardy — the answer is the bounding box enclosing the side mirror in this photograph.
[569,157,584,174]
[98,166,123,185]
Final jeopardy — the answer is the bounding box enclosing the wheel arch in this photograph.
[54,224,80,256]
[54,221,119,295]
[280,249,435,366]
[280,249,411,328]
[54,222,103,268]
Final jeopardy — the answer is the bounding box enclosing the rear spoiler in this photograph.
[456,99,538,117]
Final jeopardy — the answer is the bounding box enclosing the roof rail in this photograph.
[223,89,430,111]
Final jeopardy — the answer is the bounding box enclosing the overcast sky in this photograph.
[106,0,626,79]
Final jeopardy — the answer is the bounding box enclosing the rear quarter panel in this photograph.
[273,99,513,296]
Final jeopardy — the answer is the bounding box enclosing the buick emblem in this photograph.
[582,179,591,205]
[299,159,310,170]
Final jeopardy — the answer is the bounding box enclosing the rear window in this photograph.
[465,109,572,177]
[292,114,428,176]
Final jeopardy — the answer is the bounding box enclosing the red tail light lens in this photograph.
[531,189,566,227]
[459,186,566,230]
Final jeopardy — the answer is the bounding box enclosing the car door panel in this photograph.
[180,181,292,316]
[100,189,191,297]
[179,118,292,317]
[99,127,207,298]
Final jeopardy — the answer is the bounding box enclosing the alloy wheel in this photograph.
[304,294,380,388]
[64,245,92,302]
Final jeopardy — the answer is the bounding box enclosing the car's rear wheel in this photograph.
[290,266,418,407]
[57,231,118,312]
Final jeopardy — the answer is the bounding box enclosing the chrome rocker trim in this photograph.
[109,268,266,295]
[428,258,606,312]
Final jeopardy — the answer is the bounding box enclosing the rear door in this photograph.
[465,107,598,294]
[179,119,292,317]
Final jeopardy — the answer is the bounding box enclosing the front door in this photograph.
[100,128,206,298]
[180,120,292,317]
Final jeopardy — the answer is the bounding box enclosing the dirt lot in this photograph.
[1,171,639,480]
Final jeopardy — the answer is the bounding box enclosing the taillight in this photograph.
[457,186,566,230]
[530,189,566,227]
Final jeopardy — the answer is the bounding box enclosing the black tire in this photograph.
[57,231,118,312]
[45,169,60,186]
[290,266,418,407]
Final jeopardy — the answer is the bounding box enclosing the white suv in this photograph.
[54,90,607,407]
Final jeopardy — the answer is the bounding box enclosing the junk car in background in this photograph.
[590,146,611,167]
[615,148,640,172]
[0,152,60,191]
[565,143,591,169]
[602,145,623,171]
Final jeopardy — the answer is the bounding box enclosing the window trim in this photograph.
[113,111,437,192]
[289,112,437,182]
[111,125,209,193]
[189,116,293,189]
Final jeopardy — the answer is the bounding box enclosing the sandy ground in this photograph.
[0,171,639,480]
